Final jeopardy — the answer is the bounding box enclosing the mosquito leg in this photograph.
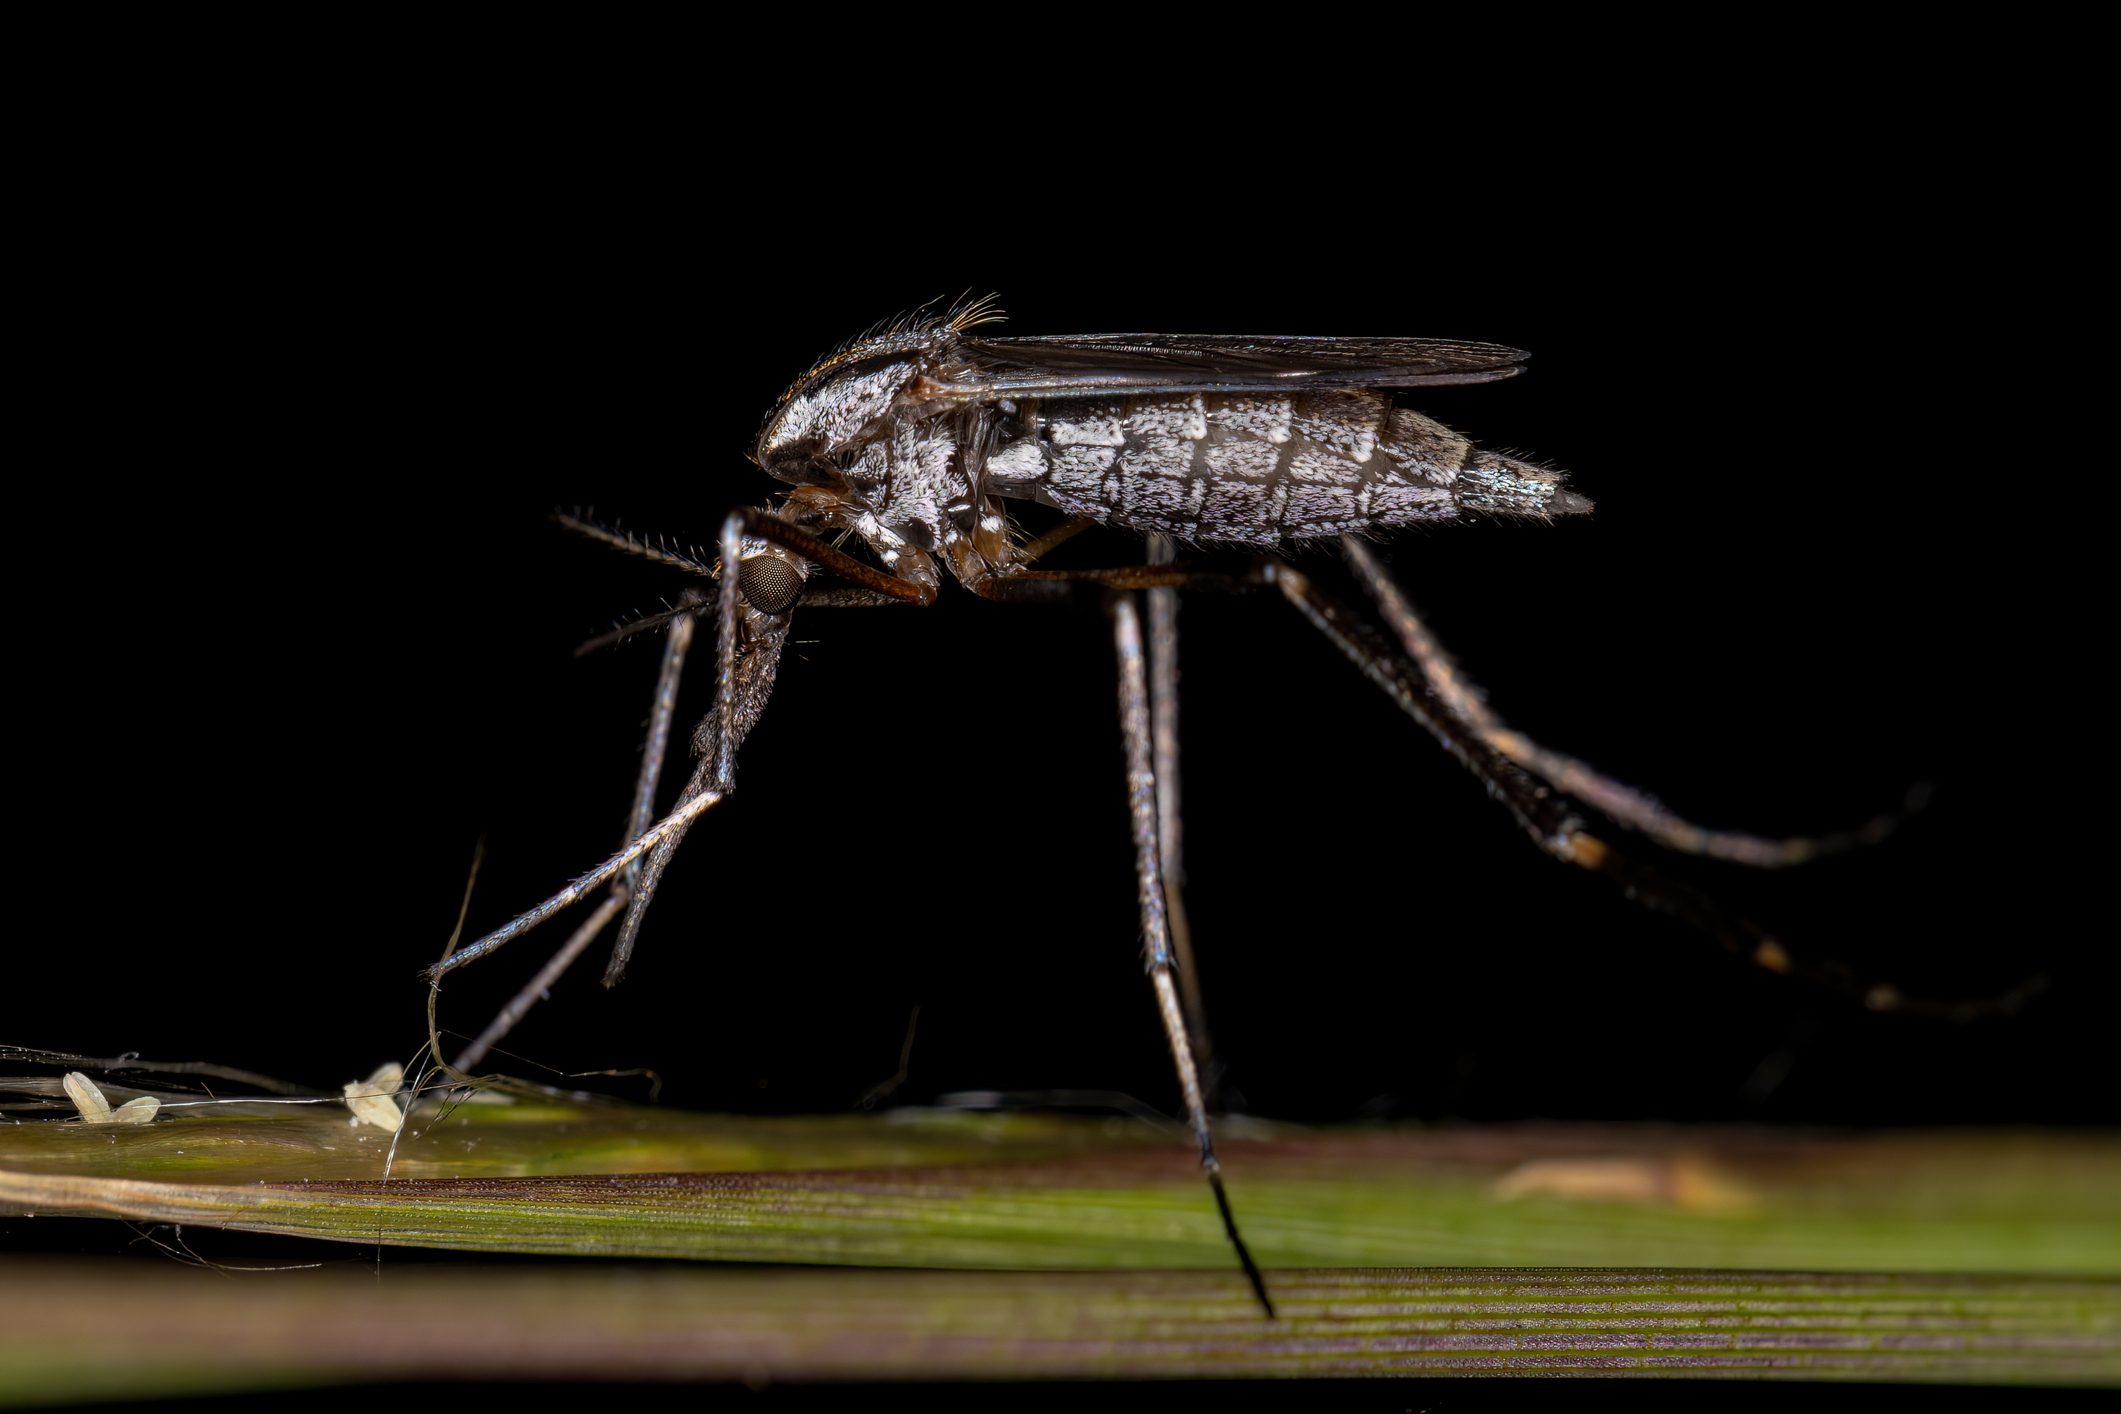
[1111,593,1274,1318]
[1017,516,1095,566]
[443,604,699,1069]
[435,506,944,1019]
[856,1005,922,1110]
[710,512,745,791]
[428,789,726,980]
[797,586,927,608]
[732,504,940,607]
[610,513,788,984]
[626,593,700,883]
[978,520,1243,1065]
[1268,559,2043,1022]
[1145,534,1218,1100]
[436,558,735,1001]
[607,512,941,985]
[436,520,757,984]
[610,509,944,983]
[606,755,714,985]
[452,890,631,1073]
[444,495,961,1061]
[1340,537,1915,867]
[966,562,1253,606]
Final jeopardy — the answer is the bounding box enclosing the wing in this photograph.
[939,333,1527,400]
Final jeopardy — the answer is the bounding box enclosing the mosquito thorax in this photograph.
[754,346,929,479]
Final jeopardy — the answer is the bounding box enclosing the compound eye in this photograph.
[736,554,804,615]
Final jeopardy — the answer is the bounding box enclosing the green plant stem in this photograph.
[4,1094,2117,1393]
[4,1104,2116,1273]
[0,1262,2115,1400]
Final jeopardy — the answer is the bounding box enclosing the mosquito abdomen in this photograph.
[983,390,1587,547]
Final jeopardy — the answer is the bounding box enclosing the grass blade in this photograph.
[4,1082,2117,1393]
[0,1263,2116,1399]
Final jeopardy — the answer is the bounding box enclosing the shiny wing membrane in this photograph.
[940,334,1527,400]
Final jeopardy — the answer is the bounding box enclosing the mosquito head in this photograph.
[736,552,805,616]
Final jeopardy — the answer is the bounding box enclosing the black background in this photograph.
[0,55,2105,1414]
[11,116,2101,1143]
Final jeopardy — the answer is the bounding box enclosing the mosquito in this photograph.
[426,296,2027,1317]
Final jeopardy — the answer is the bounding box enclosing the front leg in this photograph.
[432,506,943,1076]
